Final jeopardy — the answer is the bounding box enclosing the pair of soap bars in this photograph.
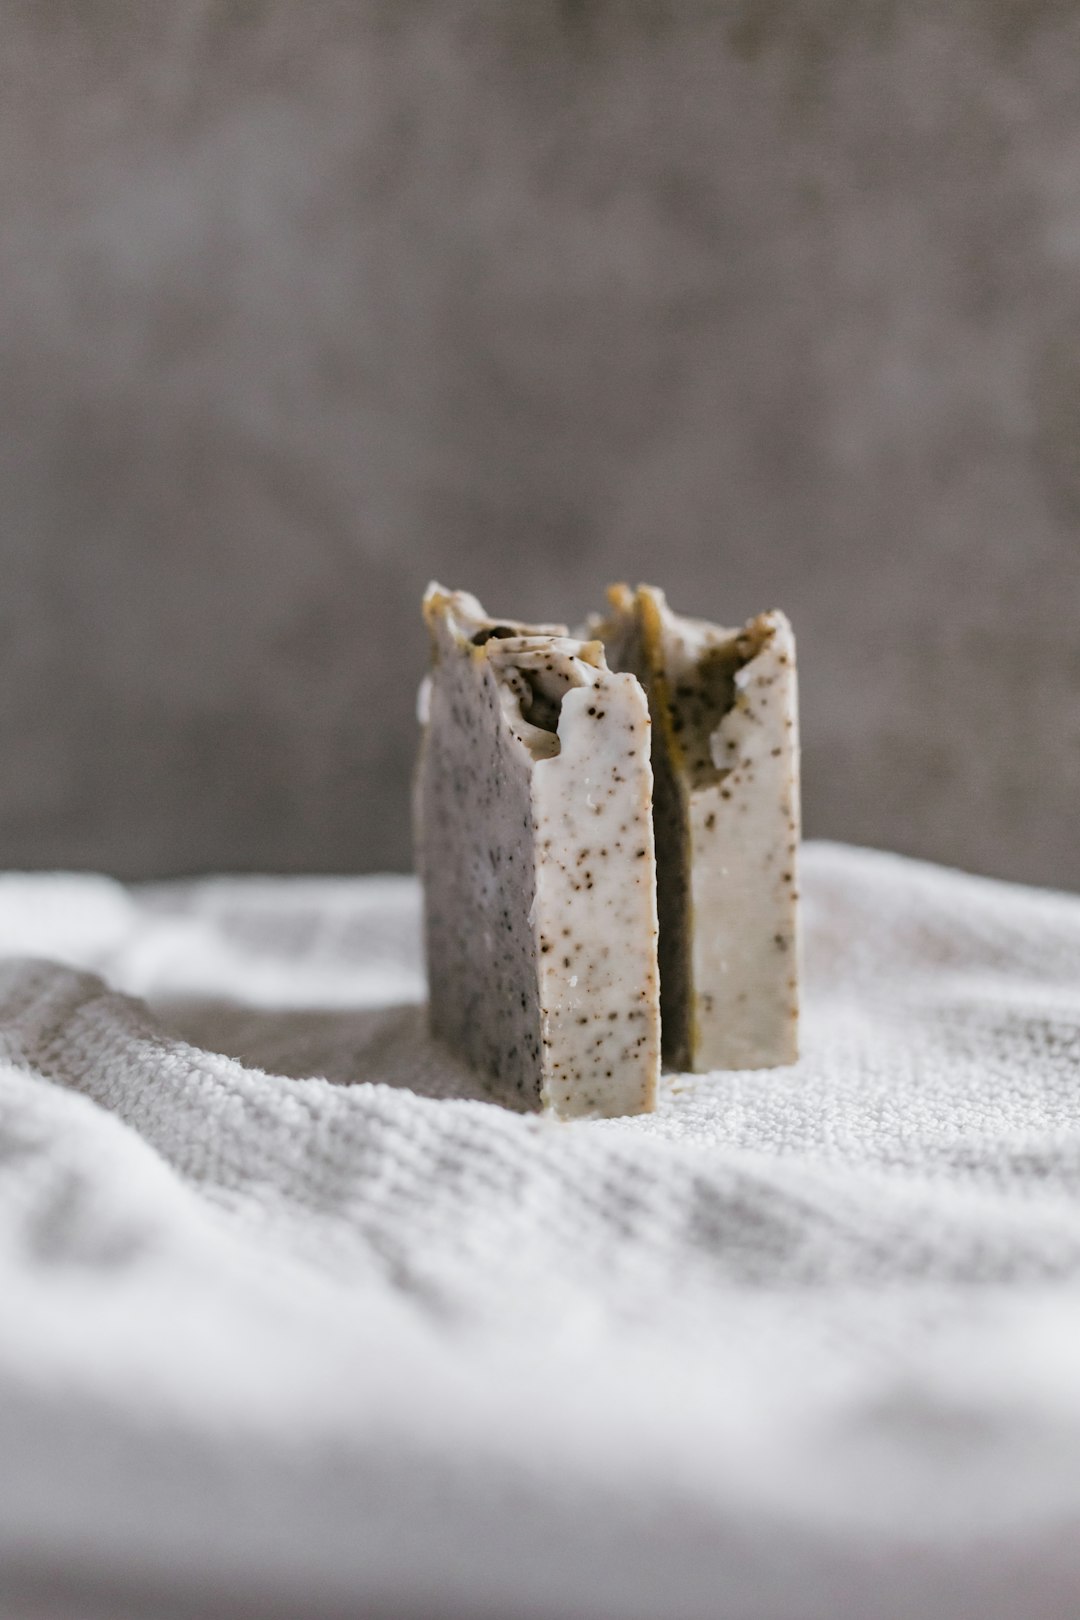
[415,583,801,1119]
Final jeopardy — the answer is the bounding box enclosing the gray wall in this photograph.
[2,2,1079,885]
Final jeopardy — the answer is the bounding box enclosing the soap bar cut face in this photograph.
[415,585,661,1119]
[593,585,800,1072]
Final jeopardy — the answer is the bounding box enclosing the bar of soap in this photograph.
[592,584,801,1072]
[415,585,661,1118]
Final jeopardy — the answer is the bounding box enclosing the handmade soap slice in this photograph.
[415,585,661,1118]
[592,584,800,1072]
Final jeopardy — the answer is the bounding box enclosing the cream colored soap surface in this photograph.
[416,586,660,1119]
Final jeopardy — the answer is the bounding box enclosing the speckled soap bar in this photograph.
[415,586,661,1119]
[592,585,801,1072]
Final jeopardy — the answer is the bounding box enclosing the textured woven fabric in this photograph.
[1,844,1079,1619]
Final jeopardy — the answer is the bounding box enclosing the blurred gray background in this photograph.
[2,1,1079,885]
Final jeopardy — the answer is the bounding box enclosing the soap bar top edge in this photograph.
[423,583,623,764]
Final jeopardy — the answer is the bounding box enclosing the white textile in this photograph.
[1,843,1080,1619]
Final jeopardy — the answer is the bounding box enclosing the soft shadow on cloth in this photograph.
[150,995,516,1106]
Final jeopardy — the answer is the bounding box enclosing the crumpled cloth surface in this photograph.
[2,843,1080,1620]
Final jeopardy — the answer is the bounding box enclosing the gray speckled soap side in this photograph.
[416,619,544,1104]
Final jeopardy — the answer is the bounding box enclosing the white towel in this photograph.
[1,843,1079,1620]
